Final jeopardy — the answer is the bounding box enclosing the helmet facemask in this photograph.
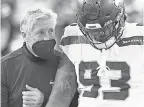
[77,0,126,50]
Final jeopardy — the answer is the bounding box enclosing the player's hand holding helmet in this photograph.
[77,0,127,50]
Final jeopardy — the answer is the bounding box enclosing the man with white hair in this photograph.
[1,8,60,107]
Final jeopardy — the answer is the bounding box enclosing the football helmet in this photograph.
[77,0,126,50]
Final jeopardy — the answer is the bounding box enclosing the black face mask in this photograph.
[32,39,56,60]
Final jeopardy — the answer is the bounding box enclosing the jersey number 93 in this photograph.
[79,61,130,100]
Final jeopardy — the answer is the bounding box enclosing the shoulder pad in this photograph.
[63,23,83,37]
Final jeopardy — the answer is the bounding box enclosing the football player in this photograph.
[46,0,144,107]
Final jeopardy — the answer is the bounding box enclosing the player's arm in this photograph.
[46,53,77,107]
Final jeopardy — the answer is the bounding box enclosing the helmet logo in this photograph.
[82,0,100,20]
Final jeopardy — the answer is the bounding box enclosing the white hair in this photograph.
[20,8,57,34]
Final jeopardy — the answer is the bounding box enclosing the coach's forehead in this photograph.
[31,17,55,32]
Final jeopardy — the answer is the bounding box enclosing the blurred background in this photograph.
[1,0,144,56]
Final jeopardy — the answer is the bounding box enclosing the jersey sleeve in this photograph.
[123,22,144,38]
